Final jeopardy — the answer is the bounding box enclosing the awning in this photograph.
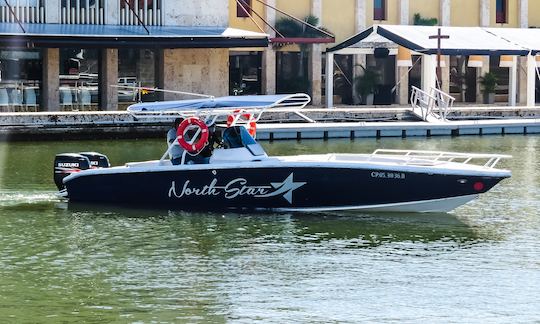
[328,25,540,56]
[0,23,269,48]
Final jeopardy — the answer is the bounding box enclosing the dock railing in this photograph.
[371,149,511,169]
[410,86,455,122]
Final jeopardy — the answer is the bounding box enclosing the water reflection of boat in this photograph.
[53,94,511,213]
[64,202,482,245]
[290,212,482,245]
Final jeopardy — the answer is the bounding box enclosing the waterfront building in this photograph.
[230,0,539,107]
[0,0,266,112]
[0,0,538,112]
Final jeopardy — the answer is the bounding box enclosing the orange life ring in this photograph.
[227,109,257,138]
[176,117,209,153]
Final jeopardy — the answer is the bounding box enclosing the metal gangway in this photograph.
[410,86,455,122]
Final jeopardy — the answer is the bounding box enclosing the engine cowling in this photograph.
[79,152,110,169]
[53,153,91,190]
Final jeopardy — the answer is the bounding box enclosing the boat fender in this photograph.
[176,117,209,153]
[227,109,257,138]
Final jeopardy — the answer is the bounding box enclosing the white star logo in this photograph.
[255,173,306,204]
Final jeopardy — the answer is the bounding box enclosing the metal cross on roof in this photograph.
[429,28,450,89]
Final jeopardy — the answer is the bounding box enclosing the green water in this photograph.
[0,135,539,322]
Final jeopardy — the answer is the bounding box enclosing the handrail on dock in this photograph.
[410,86,455,122]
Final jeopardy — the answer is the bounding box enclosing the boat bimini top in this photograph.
[127,93,312,124]
[126,93,311,166]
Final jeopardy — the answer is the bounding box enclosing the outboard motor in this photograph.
[53,153,91,190]
[79,152,110,169]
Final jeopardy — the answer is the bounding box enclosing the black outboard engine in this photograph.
[53,153,91,190]
[53,152,110,190]
[79,152,110,169]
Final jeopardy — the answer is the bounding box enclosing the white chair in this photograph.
[24,87,38,112]
[79,88,91,110]
[60,88,73,111]
[0,88,10,112]
[10,89,23,112]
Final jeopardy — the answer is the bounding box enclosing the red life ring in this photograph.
[176,117,209,153]
[227,109,257,138]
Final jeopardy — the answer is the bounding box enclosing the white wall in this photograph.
[163,0,228,27]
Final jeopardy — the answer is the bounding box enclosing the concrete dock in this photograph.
[1,105,540,141]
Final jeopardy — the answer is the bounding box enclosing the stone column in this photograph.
[45,0,60,23]
[309,0,323,106]
[519,0,528,28]
[421,55,437,93]
[309,45,322,106]
[325,52,334,108]
[262,51,276,95]
[441,56,450,95]
[352,0,367,104]
[400,0,409,25]
[526,54,536,107]
[311,0,322,20]
[397,66,409,105]
[439,0,451,96]
[105,0,119,24]
[100,49,118,111]
[509,57,518,106]
[155,48,165,101]
[262,0,276,95]
[42,48,60,112]
[518,56,528,105]
[440,0,451,26]
[518,0,529,106]
[476,56,490,104]
[396,0,410,105]
[480,0,490,27]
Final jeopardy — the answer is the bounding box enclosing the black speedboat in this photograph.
[53,94,511,213]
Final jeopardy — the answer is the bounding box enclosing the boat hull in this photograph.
[63,166,507,213]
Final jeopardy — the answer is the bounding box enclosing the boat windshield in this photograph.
[222,126,266,156]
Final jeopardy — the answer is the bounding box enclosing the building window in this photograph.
[118,49,157,105]
[374,0,386,21]
[237,0,251,18]
[496,0,507,24]
[59,48,100,111]
[276,52,309,94]
[229,52,262,96]
[0,49,42,112]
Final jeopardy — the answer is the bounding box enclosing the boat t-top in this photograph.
[53,93,511,213]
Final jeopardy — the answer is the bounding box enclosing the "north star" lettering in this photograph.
[169,178,271,199]
[167,173,307,204]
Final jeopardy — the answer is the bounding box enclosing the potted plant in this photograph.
[479,72,498,104]
[354,66,380,105]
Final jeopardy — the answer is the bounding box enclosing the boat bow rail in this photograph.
[370,149,511,169]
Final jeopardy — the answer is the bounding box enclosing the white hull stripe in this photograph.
[273,195,479,213]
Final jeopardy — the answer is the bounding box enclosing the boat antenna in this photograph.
[111,85,215,99]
